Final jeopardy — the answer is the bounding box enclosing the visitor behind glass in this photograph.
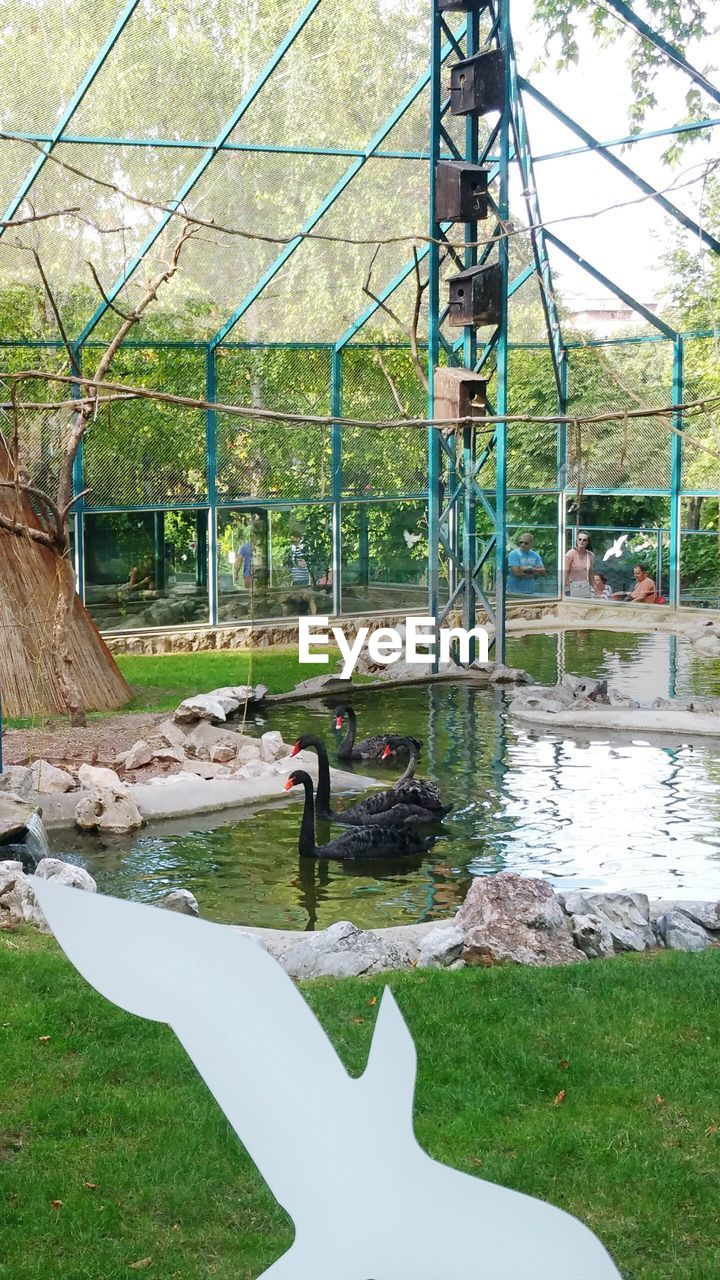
[507,532,546,595]
[613,563,657,604]
[564,531,594,598]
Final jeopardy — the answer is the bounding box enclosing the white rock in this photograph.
[157,889,200,917]
[152,746,186,764]
[280,920,414,979]
[0,863,47,931]
[180,760,232,780]
[656,911,712,952]
[122,740,153,770]
[75,787,143,834]
[210,742,236,764]
[260,731,288,763]
[30,760,76,794]
[0,792,34,841]
[0,766,34,799]
[650,899,720,933]
[417,925,465,969]
[158,718,188,748]
[174,694,230,724]
[570,912,615,960]
[35,858,97,893]
[235,760,276,779]
[235,743,261,766]
[77,763,127,794]
[560,890,655,953]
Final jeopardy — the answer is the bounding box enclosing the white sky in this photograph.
[511,0,720,306]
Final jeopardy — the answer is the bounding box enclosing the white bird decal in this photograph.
[403,529,422,550]
[602,533,629,562]
[32,881,621,1280]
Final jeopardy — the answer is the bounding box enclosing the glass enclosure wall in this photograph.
[4,334,720,633]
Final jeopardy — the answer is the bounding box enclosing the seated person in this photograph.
[613,563,656,604]
[507,532,545,595]
[594,572,613,599]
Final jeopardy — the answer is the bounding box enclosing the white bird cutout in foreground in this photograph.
[32,881,622,1280]
[603,533,629,562]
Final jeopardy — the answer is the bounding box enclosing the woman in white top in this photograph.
[564,531,595,598]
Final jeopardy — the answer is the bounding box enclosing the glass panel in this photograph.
[341,501,427,613]
[563,498,670,603]
[505,494,559,600]
[680,497,720,608]
[83,510,209,632]
[217,505,334,622]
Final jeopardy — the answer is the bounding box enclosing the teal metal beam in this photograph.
[509,39,566,400]
[531,115,720,164]
[521,78,720,257]
[494,0,511,664]
[602,0,720,107]
[544,230,678,340]
[669,335,684,607]
[2,131,427,161]
[0,0,141,238]
[209,29,465,350]
[76,0,323,345]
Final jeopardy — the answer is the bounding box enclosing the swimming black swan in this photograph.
[290,734,449,825]
[334,704,422,762]
[284,770,438,860]
[381,737,450,816]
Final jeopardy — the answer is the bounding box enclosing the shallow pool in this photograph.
[55,630,720,930]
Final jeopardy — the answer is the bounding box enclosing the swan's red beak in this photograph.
[283,777,295,791]
[334,716,344,730]
[381,745,393,760]
[290,742,300,757]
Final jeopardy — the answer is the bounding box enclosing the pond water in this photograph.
[54,629,720,931]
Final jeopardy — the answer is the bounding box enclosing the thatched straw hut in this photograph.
[0,446,130,719]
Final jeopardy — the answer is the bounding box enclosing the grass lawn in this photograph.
[115,646,342,714]
[5,647,343,728]
[2,933,720,1278]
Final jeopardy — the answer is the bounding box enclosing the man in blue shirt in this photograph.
[507,532,546,595]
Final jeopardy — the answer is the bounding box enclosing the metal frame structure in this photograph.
[2,0,720,640]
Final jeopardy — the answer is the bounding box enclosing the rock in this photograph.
[158,718,188,748]
[0,766,34,800]
[260,731,288,763]
[650,899,720,933]
[152,746,186,765]
[30,760,76,794]
[291,674,352,696]
[234,760,276,779]
[180,760,233,780]
[77,763,127,794]
[75,788,144,835]
[0,863,46,931]
[121,740,153,770]
[560,890,655,953]
[0,793,34,842]
[174,694,232,724]
[235,743,261,766]
[185,721,241,760]
[570,912,615,960]
[417,925,465,969]
[35,858,97,893]
[656,910,712,952]
[490,665,533,685]
[457,873,586,967]
[157,889,200,917]
[210,742,236,764]
[280,920,414,979]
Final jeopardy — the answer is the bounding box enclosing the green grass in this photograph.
[5,647,344,728]
[2,933,720,1278]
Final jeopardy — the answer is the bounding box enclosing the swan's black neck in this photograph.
[297,735,332,816]
[296,773,317,857]
[338,706,356,755]
[396,740,419,784]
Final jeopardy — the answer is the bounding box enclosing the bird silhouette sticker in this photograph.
[32,880,622,1280]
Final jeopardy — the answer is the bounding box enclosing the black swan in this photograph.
[290,735,449,825]
[283,770,438,860]
[334,704,422,762]
[381,737,450,816]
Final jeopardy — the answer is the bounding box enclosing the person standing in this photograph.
[564,531,595,598]
[507,532,546,595]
